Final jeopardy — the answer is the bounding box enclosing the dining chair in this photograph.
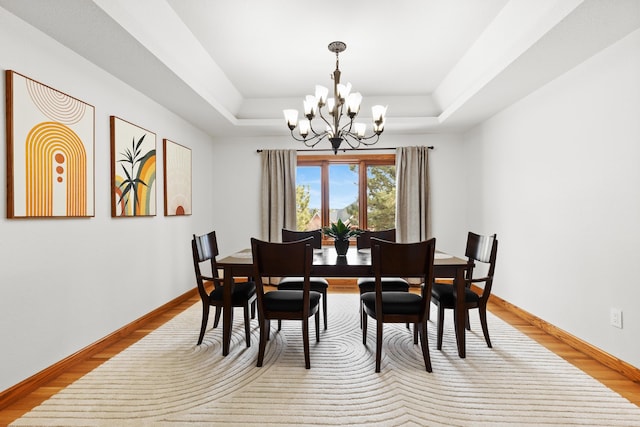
[361,237,436,372]
[430,232,498,350]
[251,237,321,369]
[356,229,410,326]
[191,231,256,348]
[279,229,329,330]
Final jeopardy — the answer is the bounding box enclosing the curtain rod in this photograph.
[256,146,433,153]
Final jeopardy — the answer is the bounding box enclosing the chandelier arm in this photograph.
[288,129,328,148]
[305,133,329,148]
[338,118,354,134]
[341,132,380,148]
[314,109,335,133]
[341,134,364,150]
[353,133,381,146]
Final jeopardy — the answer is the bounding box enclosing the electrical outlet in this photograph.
[610,308,623,329]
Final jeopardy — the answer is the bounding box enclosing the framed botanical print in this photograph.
[110,116,156,217]
[163,139,192,216]
[5,70,95,218]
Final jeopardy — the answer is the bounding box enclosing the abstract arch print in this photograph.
[6,71,95,218]
[163,139,192,216]
[110,116,156,217]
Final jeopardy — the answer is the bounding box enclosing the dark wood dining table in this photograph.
[216,246,470,358]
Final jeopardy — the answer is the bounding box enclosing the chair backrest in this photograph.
[282,228,322,249]
[465,232,498,298]
[251,237,314,314]
[191,231,221,301]
[357,228,396,250]
[371,237,436,315]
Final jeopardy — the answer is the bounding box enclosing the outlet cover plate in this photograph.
[610,308,623,329]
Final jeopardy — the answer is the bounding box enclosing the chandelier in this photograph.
[283,41,387,154]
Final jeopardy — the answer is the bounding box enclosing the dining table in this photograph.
[216,245,470,358]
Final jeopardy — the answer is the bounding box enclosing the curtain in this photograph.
[395,146,431,243]
[260,149,297,242]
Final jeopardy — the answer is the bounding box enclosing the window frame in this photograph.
[297,153,396,242]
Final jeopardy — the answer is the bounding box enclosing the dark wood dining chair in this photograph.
[430,232,498,350]
[356,229,410,326]
[251,237,321,369]
[361,237,436,372]
[279,229,329,329]
[191,231,256,349]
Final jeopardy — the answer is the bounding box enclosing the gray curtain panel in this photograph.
[395,146,431,243]
[260,149,297,241]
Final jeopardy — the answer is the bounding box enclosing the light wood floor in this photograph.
[1,288,639,424]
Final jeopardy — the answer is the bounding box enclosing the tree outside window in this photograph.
[295,154,395,238]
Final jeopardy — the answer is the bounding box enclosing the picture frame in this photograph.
[110,116,156,217]
[163,139,192,216]
[5,70,95,218]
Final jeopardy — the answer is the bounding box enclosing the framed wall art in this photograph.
[5,70,95,218]
[163,139,191,216]
[110,116,156,217]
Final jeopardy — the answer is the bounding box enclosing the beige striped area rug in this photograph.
[12,294,640,426]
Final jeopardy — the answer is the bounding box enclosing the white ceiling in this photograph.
[1,0,640,138]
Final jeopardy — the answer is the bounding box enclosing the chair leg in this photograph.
[478,305,493,348]
[277,319,282,331]
[197,304,209,345]
[212,306,221,328]
[315,311,320,342]
[322,290,328,330]
[266,319,271,341]
[243,304,251,347]
[419,320,432,372]
[251,300,256,319]
[465,308,471,331]
[257,318,268,367]
[375,319,383,373]
[437,304,445,350]
[362,309,368,345]
[302,318,311,369]
[413,323,418,345]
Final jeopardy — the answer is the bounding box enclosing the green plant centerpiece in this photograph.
[322,218,362,256]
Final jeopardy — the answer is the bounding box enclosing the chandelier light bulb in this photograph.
[327,98,336,116]
[303,95,317,119]
[315,85,329,106]
[283,109,299,130]
[299,119,311,138]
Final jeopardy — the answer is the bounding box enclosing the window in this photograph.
[295,154,396,237]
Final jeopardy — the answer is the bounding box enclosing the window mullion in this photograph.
[359,160,368,229]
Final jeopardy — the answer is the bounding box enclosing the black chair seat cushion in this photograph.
[278,276,329,292]
[209,281,256,305]
[357,277,410,294]
[264,290,322,312]
[361,291,423,315]
[431,283,480,307]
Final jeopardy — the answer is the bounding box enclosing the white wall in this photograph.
[0,8,219,391]
[208,133,469,257]
[463,29,640,368]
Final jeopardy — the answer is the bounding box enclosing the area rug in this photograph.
[11,294,640,426]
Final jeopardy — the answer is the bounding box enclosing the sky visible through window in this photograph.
[297,165,358,210]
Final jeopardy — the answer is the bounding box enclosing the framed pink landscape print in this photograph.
[163,139,192,216]
[110,116,156,217]
[5,70,95,218]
